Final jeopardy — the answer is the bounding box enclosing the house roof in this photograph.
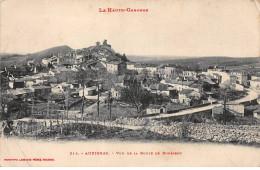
[149,83,171,91]
[7,88,34,96]
[179,89,194,95]
[107,61,122,65]
[124,75,142,82]
[252,73,260,77]
[251,79,260,82]
[31,86,51,90]
[253,109,260,113]
[149,84,158,90]
[190,83,202,89]
[113,85,123,91]
[185,76,197,81]
[125,69,138,75]
[96,62,106,69]
[201,78,215,85]
[206,75,217,80]
[147,104,166,109]
[166,80,194,86]
[159,84,169,91]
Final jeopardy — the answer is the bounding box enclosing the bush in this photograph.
[214,113,236,125]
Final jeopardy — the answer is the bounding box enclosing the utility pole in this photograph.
[31,97,34,121]
[96,68,100,117]
[93,67,100,117]
[81,84,85,121]
[223,94,227,125]
[108,91,112,119]
[66,91,69,119]
[97,82,100,117]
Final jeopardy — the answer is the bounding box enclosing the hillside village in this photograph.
[1,40,260,144]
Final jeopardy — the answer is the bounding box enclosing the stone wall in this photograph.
[146,122,260,144]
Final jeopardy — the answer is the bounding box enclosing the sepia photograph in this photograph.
[0,0,259,167]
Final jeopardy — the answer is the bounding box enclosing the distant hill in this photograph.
[127,55,186,62]
[0,45,72,67]
[128,56,260,68]
[26,45,72,61]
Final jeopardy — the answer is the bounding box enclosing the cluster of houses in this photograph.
[1,40,260,120]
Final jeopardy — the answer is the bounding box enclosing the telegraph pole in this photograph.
[96,68,100,117]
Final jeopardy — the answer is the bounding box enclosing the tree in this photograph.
[139,69,149,79]
[0,73,13,120]
[103,73,117,119]
[120,84,153,116]
[91,68,102,117]
[76,66,94,120]
[214,83,236,125]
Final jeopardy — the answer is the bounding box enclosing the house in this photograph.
[182,71,197,78]
[125,69,138,76]
[26,60,39,73]
[244,105,260,117]
[105,61,126,75]
[50,82,70,93]
[123,75,143,87]
[178,89,193,105]
[250,79,260,90]
[189,83,204,94]
[31,86,51,98]
[57,50,85,66]
[9,79,25,89]
[212,105,224,115]
[126,62,158,76]
[90,62,107,76]
[42,58,53,66]
[230,71,248,86]
[200,78,218,91]
[205,75,219,84]
[251,73,260,81]
[74,53,85,64]
[162,79,194,92]
[5,66,27,77]
[156,65,177,79]
[178,89,201,106]
[235,84,244,91]
[212,73,222,84]
[146,104,167,115]
[7,88,34,100]
[79,86,97,97]
[257,95,260,105]
[203,70,234,85]
[126,62,136,70]
[42,55,58,66]
[163,65,176,79]
[207,66,226,72]
[183,76,198,81]
[148,83,176,97]
[226,103,244,117]
[111,85,123,99]
[253,109,260,119]
[146,64,158,76]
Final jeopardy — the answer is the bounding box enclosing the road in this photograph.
[151,88,259,119]
[233,88,259,104]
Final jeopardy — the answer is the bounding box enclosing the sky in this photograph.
[0,0,259,58]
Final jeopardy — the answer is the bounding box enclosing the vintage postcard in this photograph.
[0,0,259,167]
